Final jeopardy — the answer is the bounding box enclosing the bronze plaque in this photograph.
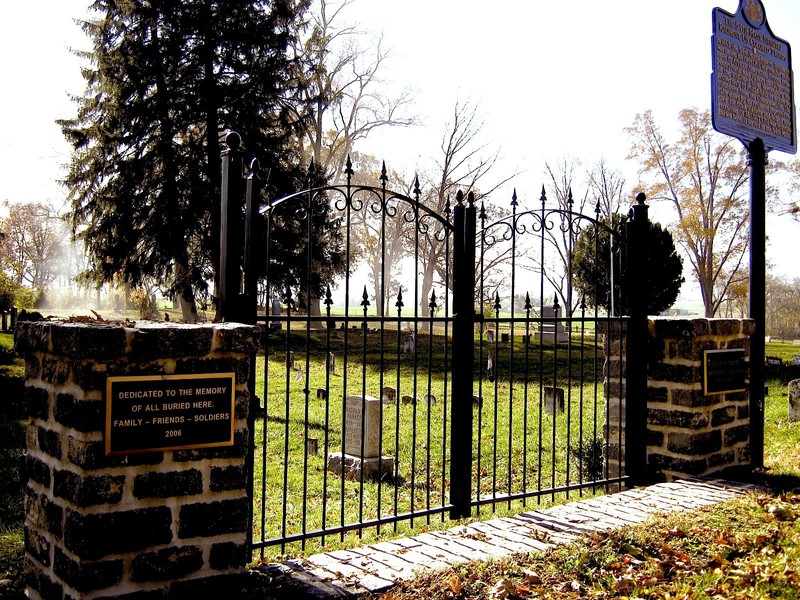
[703,349,746,396]
[105,373,235,455]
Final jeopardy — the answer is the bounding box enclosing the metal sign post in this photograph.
[711,0,796,469]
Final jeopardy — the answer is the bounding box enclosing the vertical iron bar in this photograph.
[426,293,436,522]
[301,182,314,550]
[219,131,243,322]
[748,138,766,470]
[359,287,369,537]
[242,157,258,556]
[476,203,486,514]
[537,188,546,500]
[450,191,475,519]
[441,199,452,521]
[507,193,518,508]
[522,294,532,505]
[281,286,293,554]
[394,290,404,529]
[378,171,388,534]
[322,286,333,545]
[340,163,353,541]
[625,192,650,486]
[492,293,499,502]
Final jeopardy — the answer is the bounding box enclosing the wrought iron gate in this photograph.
[218,138,650,557]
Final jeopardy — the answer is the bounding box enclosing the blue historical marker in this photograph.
[712,0,796,153]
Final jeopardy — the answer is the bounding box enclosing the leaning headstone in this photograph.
[382,386,396,403]
[316,388,328,400]
[425,394,437,404]
[326,395,393,481]
[401,395,416,405]
[789,379,800,421]
[472,395,483,407]
[544,386,565,415]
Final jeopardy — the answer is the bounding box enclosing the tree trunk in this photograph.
[174,262,199,323]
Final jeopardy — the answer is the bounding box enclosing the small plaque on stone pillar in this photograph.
[703,349,746,395]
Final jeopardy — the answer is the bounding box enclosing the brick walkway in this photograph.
[253,478,763,598]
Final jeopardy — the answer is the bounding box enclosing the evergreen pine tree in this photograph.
[60,0,310,320]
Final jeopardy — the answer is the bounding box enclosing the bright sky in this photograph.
[2,0,800,279]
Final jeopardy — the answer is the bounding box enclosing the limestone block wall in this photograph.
[646,318,753,480]
[15,321,260,599]
[601,318,754,482]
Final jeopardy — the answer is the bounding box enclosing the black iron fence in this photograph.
[217,135,650,556]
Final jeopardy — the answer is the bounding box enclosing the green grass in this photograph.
[250,325,616,560]
[0,332,25,600]
[2,329,800,597]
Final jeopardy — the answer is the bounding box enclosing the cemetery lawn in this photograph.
[1,335,800,598]
[377,344,800,600]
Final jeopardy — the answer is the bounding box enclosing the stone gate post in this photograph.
[15,321,260,599]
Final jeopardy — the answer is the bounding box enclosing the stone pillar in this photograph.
[15,321,260,599]
[600,318,754,483]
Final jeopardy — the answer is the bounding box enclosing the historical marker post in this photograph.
[712,0,797,469]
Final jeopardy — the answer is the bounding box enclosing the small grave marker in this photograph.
[381,386,396,403]
[544,386,565,415]
[403,332,415,353]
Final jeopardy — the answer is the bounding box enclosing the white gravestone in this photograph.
[343,395,381,457]
[537,305,570,342]
[326,395,394,481]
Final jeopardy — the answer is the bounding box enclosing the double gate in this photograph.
[218,139,650,557]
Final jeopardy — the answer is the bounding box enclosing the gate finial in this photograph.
[361,286,370,310]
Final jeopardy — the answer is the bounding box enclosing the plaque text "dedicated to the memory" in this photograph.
[105,373,235,455]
